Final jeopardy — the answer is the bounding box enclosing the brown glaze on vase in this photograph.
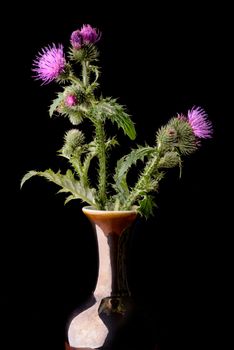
[82,207,137,236]
[67,206,137,349]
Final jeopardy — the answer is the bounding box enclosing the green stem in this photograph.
[82,153,94,188]
[82,61,88,87]
[95,120,107,209]
[69,74,82,87]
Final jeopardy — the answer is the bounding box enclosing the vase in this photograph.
[67,206,138,349]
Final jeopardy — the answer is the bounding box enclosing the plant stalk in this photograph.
[82,61,88,87]
[95,120,107,209]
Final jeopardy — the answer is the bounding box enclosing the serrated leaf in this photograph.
[64,194,76,205]
[21,168,97,207]
[91,98,136,140]
[105,137,119,150]
[20,170,39,188]
[138,195,157,218]
[115,146,155,180]
[49,93,64,117]
[113,146,155,203]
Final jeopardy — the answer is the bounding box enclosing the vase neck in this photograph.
[94,224,134,299]
[94,224,113,299]
[82,208,137,299]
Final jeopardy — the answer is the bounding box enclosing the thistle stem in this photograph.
[82,61,88,86]
[95,120,107,209]
[69,74,82,87]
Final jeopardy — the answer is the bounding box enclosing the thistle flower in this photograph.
[187,106,213,139]
[65,94,78,107]
[33,44,66,84]
[61,129,85,158]
[80,24,100,44]
[70,30,83,49]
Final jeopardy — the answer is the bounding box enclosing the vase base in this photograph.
[67,293,109,348]
[65,343,97,350]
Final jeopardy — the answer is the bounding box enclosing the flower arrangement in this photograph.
[21,24,213,218]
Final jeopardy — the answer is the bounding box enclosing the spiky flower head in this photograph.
[70,25,100,50]
[187,106,213,139]
[80,24,100,44]
[32,44,66,84]
[70,30,83,49]
[61,129,85,158]
[157,117,198,155]
[65,94,78,107]
[64,129,85,145]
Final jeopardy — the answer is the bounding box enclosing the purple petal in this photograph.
[65,94,78,107]
[80,24,101,44]
[70,30,83,49]
[32,44,66,84]
[187,106,213,139]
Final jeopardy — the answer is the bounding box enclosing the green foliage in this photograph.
[91,98,136,140]
[138,195,157,218]
[20,170,39,188]
[114,146,155,180]
[49,86,90,124]
[21,169,96,206]
[22,27,210,218]
[49,92,64,117]
[112,146,155,206]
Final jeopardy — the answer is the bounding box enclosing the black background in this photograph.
[1,2,231,349]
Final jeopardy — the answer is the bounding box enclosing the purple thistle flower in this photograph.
[80,24,101,44]
[33,44,65,84]
[187,106,213,139]
[65,94,78,107]
[70,30,83,49]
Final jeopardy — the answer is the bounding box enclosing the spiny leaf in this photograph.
[21,169,96,207]
[64,194,77,205]
[89,64,100,84]
[112,176,130,205]
[114,146,155,181]
[113,146,155,203]
[49,92,64,117]
[20,170,39,188]
[138,195,157,218]
[105,137,119,150]
[91,98,136,140]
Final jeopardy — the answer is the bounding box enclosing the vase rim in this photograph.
[82,205,137,215]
